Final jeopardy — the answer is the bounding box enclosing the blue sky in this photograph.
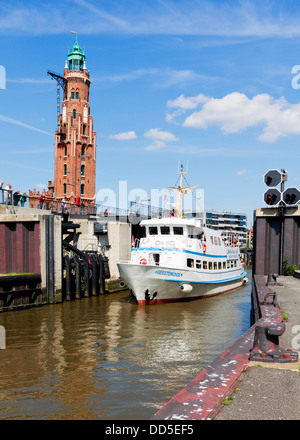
[1,0,300,226]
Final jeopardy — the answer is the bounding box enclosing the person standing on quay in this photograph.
[39,193,45,209]
[20,192,27,207]
[13,190,21,206]
[0,181,4,204]
[4,184,12,205]
[61,197,67,213]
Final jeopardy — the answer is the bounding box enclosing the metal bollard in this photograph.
[64,255,72,301]
[90,254,99,296]
[73,255,82,299]
[250,323,298,363]
[266,273,281,286]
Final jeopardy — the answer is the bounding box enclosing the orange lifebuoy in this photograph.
[202,242,207,253]
[139,258,147,265]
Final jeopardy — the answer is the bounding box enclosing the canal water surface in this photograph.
[0,269,252,420]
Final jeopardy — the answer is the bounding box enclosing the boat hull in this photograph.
[117,262,247,305]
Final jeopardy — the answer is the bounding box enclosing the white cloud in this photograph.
[7,78,52,84]
[144,128,178,142]
[167,93,209,110]
[168,91,300,142]
[36,183,48,190]
[0,114,53,136]
[144,128,179,150]
[3,1,300,38]
[94,68,204,89]
[109,130,137,140]
[236,169,247,176]
[97,69,158,83]
[166,93,210,123]
[145,140,167,151]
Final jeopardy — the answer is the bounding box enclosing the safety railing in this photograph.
[0,189,172,219]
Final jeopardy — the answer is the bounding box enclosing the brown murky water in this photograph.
[0,270,251,420]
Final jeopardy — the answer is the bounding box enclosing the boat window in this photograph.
[153,254,160,266]
[149,227,158,235]
[210,236,214,245]
[218,262,222,270]
[188,227,197,238]
[214,262,218,270]
[209,262,212,270]
[234,260,237,267]
[214,237,218,245]
[231,261,234,268]
[223,262,226,269]
[173,227,183,235]
[218,238,221,246]
[227,261,231,269]
[161,226,170,235]
[187,258,194,268]
[203,261,207,269]
[139,227,146,238]
[196,260,201,269]
[197,231,204,240]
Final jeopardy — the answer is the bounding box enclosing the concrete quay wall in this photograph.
[152,274,300,420]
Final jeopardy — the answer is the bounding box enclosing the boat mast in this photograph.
[167,164,198,218]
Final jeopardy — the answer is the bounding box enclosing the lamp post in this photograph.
[79,154,92,207]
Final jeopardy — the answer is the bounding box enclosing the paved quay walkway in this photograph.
[215,275,300,420]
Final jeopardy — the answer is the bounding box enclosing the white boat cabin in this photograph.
[132,218,241,272]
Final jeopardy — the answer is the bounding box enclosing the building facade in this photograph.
[185,210,248,247]
[29,35,96,210]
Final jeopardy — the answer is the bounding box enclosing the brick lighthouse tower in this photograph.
[55,35,96,207]
[29,35,96,211]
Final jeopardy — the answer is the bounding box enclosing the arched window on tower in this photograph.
[81,145,85,155]
[73,109,76,119]
[81,184,85,195]
[81,165,85,176]
[64,164,67,175]
[64,146,67,156]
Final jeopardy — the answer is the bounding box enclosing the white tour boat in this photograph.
[117,166,248,305]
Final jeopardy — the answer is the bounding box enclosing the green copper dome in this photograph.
[67,34,85,71]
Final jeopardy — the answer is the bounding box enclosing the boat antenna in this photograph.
[167,164,198,218]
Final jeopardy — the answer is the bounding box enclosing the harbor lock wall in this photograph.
[0,206,131,311]
[253,206,300,276]
[0,206,62,310]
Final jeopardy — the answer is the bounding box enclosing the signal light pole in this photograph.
[263,168,299,208]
